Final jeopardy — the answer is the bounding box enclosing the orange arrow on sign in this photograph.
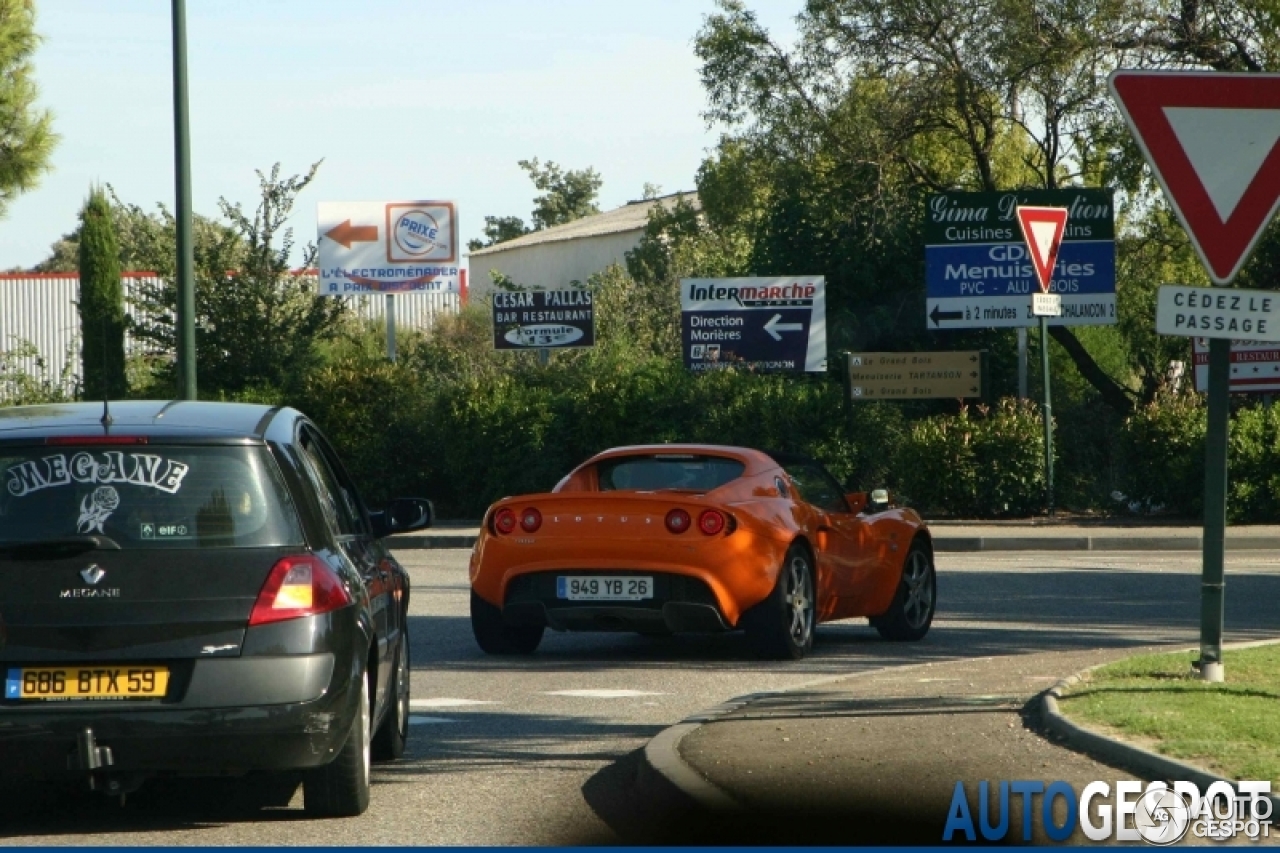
[324,220,379,248]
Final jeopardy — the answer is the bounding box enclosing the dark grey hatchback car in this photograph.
[0,401,432,817]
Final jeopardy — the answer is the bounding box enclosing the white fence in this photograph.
[0,271,465,392]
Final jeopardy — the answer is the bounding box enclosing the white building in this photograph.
[466,192,698,300]
[0,271,463,394]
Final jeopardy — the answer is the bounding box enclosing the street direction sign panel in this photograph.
[925,190,1116,329]
[1109,71,1280,285]
[847,351,983,400]
[1032,293,1062,317]
[1155,285,1280,341]
[1016,206,1069,293]
[680,277,826,372]
[318,201,462,296]
[492,289,594,350]
[1192,338,1280,393]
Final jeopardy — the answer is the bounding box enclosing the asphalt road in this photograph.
[3,548,1279,845]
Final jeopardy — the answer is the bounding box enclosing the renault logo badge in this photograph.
[80,565,106,585]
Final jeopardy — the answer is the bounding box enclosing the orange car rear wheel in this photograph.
[471,590,544,655]
[743,543,815,660]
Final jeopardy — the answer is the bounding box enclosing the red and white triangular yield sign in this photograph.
[1109,71,1280,285]
[1015,206,1069,293]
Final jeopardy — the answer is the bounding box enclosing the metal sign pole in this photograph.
[1199,338,1230,681]
[1017,327,1028,400]
[1040,315,1055,517]
[386,294,397,362]
[172,0,196,400]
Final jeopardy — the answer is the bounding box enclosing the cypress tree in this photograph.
[78,186,126,400]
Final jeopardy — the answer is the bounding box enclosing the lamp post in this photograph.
[172,0,196,399]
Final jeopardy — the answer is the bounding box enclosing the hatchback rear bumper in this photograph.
[0,653,357,780]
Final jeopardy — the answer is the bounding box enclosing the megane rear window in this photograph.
[0,445,303,549]
[597,455,744,492]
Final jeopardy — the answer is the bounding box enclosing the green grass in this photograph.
[1057,645,1280,784]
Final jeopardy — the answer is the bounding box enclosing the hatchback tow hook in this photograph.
[68,727,139,802]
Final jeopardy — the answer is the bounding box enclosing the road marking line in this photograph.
[410,698,499,709]
[544,689,667,698]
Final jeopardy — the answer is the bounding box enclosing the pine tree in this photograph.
[0,0,57,219]
[78,187,126,399]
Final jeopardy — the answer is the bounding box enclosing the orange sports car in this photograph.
[468,445,936,660]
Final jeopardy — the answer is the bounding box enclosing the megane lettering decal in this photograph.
[5,452,190,498]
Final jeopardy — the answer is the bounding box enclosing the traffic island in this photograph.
[1043,642,1280,826]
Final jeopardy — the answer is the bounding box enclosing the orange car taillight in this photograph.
[698,509,726,536]
[493,508,517,535]
[249,555,353,626]
[665,508,691,534]
[520,508,542,533]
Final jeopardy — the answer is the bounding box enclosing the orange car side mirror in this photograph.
[846,492,868,514]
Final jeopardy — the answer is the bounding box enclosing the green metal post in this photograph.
[172,0,196,400]
[1040,315,1054,517]
[1200,337,1230,682]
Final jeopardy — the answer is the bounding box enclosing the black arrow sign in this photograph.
[930,305,963,326]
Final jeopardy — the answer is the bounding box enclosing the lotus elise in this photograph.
[468,445,935,660]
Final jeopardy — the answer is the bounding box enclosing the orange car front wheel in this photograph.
[870,541,936,642]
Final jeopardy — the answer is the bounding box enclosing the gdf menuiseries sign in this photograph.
[925,189,1116,329]
[492,289,595,350]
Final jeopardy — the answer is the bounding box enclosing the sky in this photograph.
[1,0,800,272]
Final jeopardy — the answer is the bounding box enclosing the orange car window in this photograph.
[597,456,744,492]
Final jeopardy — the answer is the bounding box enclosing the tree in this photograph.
[518,158,602,230]
[0,0,57,219]
[467,215,529,252]
[467,158,603,251]
[128,162,348,395]
[693,0,1280,414]
[77,187,126,400]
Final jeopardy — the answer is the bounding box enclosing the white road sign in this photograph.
[318,200,462,296]
[1032,293,1062,317]
[1155,285,1280,341]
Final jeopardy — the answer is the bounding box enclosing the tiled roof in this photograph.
[467,191,699,256]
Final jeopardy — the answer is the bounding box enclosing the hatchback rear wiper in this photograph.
[0,535,123,560]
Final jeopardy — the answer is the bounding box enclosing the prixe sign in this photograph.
[1155,286,1280,341]
[847,351,984,400]
[681,276,827,373]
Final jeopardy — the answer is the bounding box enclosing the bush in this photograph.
[1117,392,1206,517]
[894,399,1045,517]
[1228,404,1280,523]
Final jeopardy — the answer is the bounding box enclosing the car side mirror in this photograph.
[372,497,433,538]
[868,489,891,513]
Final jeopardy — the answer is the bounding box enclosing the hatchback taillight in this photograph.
[698,510,726,536]
[520,508,542,533]
[665,508,691,534]
[493,508,517,535]
[249,555,353,626]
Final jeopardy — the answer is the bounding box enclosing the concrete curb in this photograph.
[933,535,1280,552]
[391,533,1280,551]
[1042,642,1280,814]
[638,693,768,813]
